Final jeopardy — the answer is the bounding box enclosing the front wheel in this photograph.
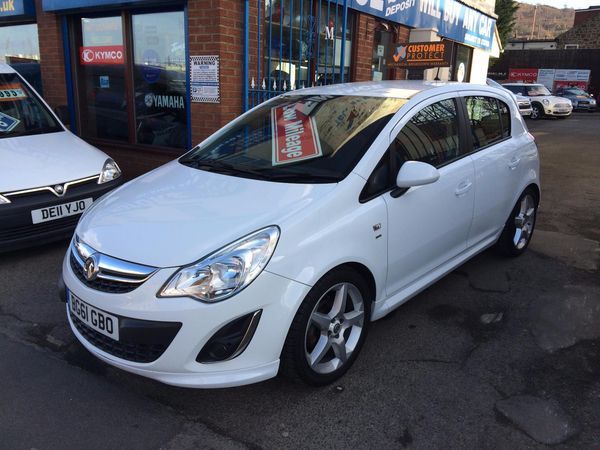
[496,188,538,257]
[530,103,544,120]
[280,268,371,386]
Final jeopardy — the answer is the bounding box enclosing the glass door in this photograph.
[78,16,128,141]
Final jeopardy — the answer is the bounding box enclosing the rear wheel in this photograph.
[530,103,544,120]
[281,268,370,386]
[496,188,538,257]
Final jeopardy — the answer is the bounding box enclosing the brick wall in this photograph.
[188,0,244,146]
[557,13,600,49]
[35,0,68,110]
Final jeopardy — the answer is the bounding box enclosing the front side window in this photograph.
[0,72,62,138]
[465,96,503,149]
[360,98,462,201]
[525,85,551,97]
[180,95,407,183]
[393,99,461,167]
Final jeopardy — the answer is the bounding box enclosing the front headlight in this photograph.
[98,158,122,184]
[0,194,11,205]
[542,99,550,106]
[159,226,280,302]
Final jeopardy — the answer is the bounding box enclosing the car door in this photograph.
[383,96,475,296]
[460,94,521,246]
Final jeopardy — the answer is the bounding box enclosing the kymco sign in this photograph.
[80,45,124,65]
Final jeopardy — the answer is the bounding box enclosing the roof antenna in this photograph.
[434,67,441,81]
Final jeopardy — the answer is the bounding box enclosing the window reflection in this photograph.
[132,11,187,148]
[0,24,42,93]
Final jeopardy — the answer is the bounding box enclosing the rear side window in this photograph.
[465,96,504,149]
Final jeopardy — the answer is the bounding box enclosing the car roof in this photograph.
[0,63,16,74]
[283,80,492,100]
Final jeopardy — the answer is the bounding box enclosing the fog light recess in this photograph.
[196,310,262,363]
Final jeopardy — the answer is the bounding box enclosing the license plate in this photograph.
[69,291,119,341]
[31,197,93,224]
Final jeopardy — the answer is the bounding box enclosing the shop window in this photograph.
[263,0,354,90]
[74,10,187,149]
[0,24,42,93]
[132,12,186,148]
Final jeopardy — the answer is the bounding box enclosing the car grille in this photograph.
[3,176,99,203]
[557,103,571,109]
[518,102,530,110]
[69,237,157,294]
[70,252,139,294]
[578,101,590,105]
[0,215,79,242]
[70,311,180,363]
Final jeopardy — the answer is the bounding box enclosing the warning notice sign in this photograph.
[271,103,322,166]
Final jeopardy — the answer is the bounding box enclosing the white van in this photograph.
[0,64,122,252]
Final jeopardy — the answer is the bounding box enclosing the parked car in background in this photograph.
[503,83,572,120]
[555,86,597,112]
[61,81,540,388]
[486,78,532,117]
[0,64,123,252]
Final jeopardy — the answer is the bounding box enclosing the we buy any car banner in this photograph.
[271,103,322,166]
[80,45,124,65]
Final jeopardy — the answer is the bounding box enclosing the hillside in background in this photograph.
[513,3,575,40]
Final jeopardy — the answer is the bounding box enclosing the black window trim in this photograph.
[359,95,470,203]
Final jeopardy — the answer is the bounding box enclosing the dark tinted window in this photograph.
[498,100,510,138]
[0,73,62,138]
[466,96,503,149]
[180,95,407,183]
[393,99,460,167]
[360,99,461,201]
[505,85,524,96]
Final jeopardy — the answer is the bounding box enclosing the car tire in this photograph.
[280,267,371,386]
[496,187,538,257]
[530,103,544,120]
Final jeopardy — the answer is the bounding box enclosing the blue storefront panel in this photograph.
[347,0,496,51]
[0,0,36,21]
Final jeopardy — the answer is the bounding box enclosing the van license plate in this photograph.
[69,291,119,341]
[31,198,93,224]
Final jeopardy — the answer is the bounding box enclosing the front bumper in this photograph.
[544,105,573,116]
[0,178,122,252]
[62,250,311,388]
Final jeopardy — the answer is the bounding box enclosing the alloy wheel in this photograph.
[513,193,536,250]
[304,282,365,374]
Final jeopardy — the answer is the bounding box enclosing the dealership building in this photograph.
[0,0,500,176]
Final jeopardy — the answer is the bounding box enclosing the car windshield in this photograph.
[525,85,551,97]
[0,72,63,138]
[180,95,407,183]
[563,88,587,96]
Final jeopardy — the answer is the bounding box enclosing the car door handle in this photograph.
[508,157,521,170]
[455,181,473,196]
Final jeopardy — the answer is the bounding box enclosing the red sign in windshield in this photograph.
[80,45,124,65]
[271,103,322,166]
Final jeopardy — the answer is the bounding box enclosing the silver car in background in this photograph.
[486,78,532,117]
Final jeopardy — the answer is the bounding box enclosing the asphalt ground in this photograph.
[0,112,599,449]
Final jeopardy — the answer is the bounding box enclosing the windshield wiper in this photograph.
[184,159,268,178]
[262,172,340,183]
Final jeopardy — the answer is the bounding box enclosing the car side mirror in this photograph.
[396,161,440,188]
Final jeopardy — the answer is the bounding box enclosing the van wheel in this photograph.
[280,268,370,386]
[530,103,544,120]
[496,188,538,257]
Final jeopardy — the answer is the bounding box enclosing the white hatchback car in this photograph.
[61,81,540,388]
[503,83,572,120]
[0,64,122,252]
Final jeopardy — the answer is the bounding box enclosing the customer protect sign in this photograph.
[271,103,322,166]
[80,45,125,65]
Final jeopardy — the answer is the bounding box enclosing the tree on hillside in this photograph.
[495,0,519,46]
